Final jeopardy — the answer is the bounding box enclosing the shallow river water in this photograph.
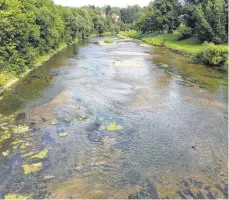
[0,36,228,199]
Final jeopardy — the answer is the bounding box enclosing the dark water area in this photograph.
[0,36,228,199]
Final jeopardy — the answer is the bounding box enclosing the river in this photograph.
[0,36,228,199]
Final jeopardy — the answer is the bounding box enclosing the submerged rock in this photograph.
[87,130,103,142]
[15,113,26,121]
[129,179,158,199]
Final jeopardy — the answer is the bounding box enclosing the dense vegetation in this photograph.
[0,0,119,79]
[121,0,228,45]
[119,0,228,66]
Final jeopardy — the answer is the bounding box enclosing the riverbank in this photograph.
[119,31,228,67]
[0,33,126,94]
[0,33,117,94]
[0,41,74,95]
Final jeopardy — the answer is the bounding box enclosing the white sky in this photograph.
[53,0,150,8]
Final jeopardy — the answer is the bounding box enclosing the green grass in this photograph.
[0,71,16,88]
[104,40,113,44]
[120,30,227,56]
[141,33,204,56]
[119,30,140,39]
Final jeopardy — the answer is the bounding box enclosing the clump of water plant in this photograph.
[104,40,113,44]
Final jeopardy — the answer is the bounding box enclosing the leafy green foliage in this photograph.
[183,0,227,44]
[174,24,192,40]
[135,0,181,33]
[131,0,228,44]
[196,42,228,66]
[0,0,119,77]
[120,5,142,24]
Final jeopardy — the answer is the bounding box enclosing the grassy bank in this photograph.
[119,30,228,66]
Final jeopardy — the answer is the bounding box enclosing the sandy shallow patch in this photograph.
[47,177,142,199]
[110,51,150,56]
[156,75,170,87]
[129,87,164,108]
[22,90,73,123]
[113,60,144,68]
[139,43,152,48]
[184,96,227,108]
[49,90,72,104]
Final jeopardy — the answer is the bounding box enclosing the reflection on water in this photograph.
[0,37,228,199]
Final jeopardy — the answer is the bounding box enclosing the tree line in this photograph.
[0,0,227,76]
[119,0,228,44]
[0,0,119,75]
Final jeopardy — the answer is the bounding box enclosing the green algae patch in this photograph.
[64,118,71,122]
[22,162,42,175]
[12,125,29,134]
[0,130,11,146]
[19,142,30,150]
[4,194,31,199]
[81,66,88,70]
[22,152,36,158]
[79,115,87,121]
[104,40,114,44]
[31,149,48,159]
[51,120,60,125]
[44,175,55,179]
[107,121,123,131]
[99,117,104,121]
[2,150,10,156]
[59,131,68,137]
[12,140,24,145]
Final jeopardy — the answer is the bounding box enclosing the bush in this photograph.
[174,24,192,40]
[196,42,228,66]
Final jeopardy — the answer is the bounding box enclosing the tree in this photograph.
[0,0,116,75]
[135,0,181,33]
[191,0,227,43]
[105,5,111,16]
[120,5,142,24]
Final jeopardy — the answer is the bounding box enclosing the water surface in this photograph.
[0,36,228,199]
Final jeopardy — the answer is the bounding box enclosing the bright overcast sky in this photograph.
[53,0,150,8]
